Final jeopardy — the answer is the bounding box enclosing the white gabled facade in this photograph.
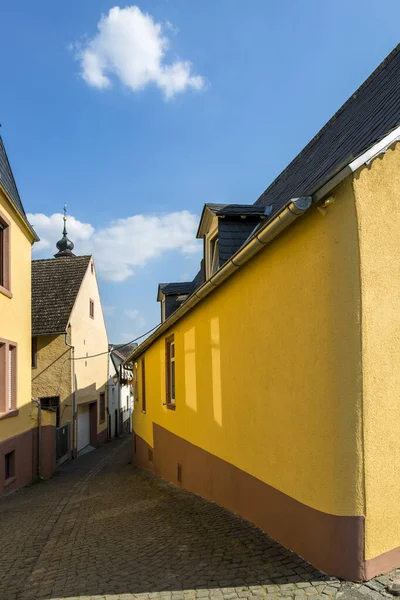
[108,349,133,439]
[69,257,109,450]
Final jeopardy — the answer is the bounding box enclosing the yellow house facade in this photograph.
[126,46,400,581]
[0,135,41,496]
[32,219,109,459]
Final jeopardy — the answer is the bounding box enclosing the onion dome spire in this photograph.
[54,205,76,258]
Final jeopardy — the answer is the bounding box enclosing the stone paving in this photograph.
[0,436,399,600]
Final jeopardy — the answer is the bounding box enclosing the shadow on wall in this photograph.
[0,402,57,496]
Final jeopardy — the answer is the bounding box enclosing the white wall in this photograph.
[108,353,133,438]
[70,257,109,438]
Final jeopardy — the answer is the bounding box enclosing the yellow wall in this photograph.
[133,176,364,517]
[31,333,73,428]
[70,259,108,436]
[353,141,400,560]
[0,189,35,442]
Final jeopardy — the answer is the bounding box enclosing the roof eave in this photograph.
[196,205,214,239]
[0,182,40,242]
[123,105,400,368]
[33,330,67,337]
[123,196,313,366]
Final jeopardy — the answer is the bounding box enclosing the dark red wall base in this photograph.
[132,425,400,582]
[0,425,56,496]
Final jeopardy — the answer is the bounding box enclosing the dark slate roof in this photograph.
[32,256,91,335]
[159,282,194,296]
[206,203,267,216]
[218,220,259,265]
[113,343,138,358]
[255,44,400,214]
[0,136,38,239]
[192,260,205,291]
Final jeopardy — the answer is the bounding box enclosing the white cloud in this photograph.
[30,213,94,254]
[74,5,205,99]
[103,305,116,316]
[28,210,201,282]
[124,309,146,327]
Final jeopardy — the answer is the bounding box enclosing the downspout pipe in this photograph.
[31,397,43,480]
[123,196,312,365]
[64,332,76,458]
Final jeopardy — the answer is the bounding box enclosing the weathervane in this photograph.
[54,204,75,258]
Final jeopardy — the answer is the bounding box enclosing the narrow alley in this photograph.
[0,438,396,600]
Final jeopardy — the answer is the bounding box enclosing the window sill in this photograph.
[0,409,19,421]
[0,285,12,299]
[4,476,16,489]
[166,403,176,411]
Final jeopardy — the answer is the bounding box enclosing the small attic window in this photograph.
[161,297,166,323]
[91,262,94,274]
[209,234,219,276]
[176,294,188,302]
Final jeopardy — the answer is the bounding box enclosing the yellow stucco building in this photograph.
[31,216,109,459]
[0,135,41,496]
[125,46,400,580]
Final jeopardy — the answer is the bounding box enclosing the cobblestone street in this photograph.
[0,436,398,600]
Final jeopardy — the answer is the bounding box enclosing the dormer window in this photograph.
[198,203,267,280]
[210,234,219,276]
[161,297,166,322]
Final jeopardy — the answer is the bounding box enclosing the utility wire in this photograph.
[70,323,161,361]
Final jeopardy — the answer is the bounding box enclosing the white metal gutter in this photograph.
[123,197,312,364]
[313,124,400,202]
[123,124,400,365]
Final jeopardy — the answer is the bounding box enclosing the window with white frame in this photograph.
[208,232,219,277]
[161,297,166,322]
[165,335,175,407]
[0,340,17,414]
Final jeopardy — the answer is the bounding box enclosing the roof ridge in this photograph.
[255,43,400,204]
[32,255,92,263]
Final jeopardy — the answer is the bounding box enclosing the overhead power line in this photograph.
[70,323,161,361]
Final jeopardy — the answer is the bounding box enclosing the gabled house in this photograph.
[0,135,44,496]
[124,45,400,581]
[31,216,109,459]
[107,343,136,439]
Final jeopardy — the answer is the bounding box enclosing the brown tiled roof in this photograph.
[32,256,91,335]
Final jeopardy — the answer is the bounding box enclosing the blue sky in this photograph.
[1,0,399,343]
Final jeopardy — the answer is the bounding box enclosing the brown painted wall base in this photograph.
[0,425,57,497]
[132,424,398,582]
[0,428,37,496]
[365,546,400,581]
